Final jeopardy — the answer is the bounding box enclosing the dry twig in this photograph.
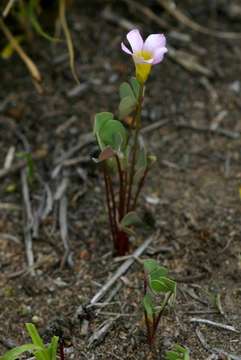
[21,168,35,276]
[191,317,239,333]
[90,235,154,306]
[59,190,73,268]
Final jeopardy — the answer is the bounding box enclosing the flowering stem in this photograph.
[132,166,149,210]
[115,154,125,220]
[126,85,144,212]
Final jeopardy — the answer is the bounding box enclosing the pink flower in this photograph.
[121,29,168,83]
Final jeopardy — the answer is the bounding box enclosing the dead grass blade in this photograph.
[59,0,79,84]
[0,18,42,83]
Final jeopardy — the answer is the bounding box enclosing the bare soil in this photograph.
[0,1,241,359]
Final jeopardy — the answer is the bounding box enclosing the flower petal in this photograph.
[121,42,133,55]
[152,47,168,65]
[126,29,144,53]
[143,34,166,54]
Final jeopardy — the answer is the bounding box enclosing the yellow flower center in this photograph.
[136,50,152,61]
[134,51,153,84]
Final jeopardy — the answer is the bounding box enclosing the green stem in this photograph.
[126,85,144,212]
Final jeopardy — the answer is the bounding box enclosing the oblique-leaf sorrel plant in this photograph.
[93,29,168,255]
[165,344,190,360]
[0,323,61,360]
[143,259,176,348]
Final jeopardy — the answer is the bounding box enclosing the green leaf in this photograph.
[0,344,42,360]
[150,267,168,281]
[144,259,159,273]
[119,82,135,100]
[150,277,176,294]
[165,345,190,360]
[130,77,141,98]
[119,96,137,119]
[94,112,113,135]
[34,349,48,360]
[143,293,154,320]
[47,336,59,360]
[25,323,44,349]
[99,119,127,151]
[120,211,141,228]
[165,351,179,360]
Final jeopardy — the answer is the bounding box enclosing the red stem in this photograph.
[107,171,118,242]
[103,163,116,245]
[60,341,65,360]
[115,155,124,219]
[132,166,149,211]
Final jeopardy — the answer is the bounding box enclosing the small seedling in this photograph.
[165,344,190,360]
[93,29,168,255]
[0,323,60,360]
[143,259,176,348]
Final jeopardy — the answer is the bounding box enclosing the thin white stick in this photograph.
[90,235,154,305]
[190,318,239,333]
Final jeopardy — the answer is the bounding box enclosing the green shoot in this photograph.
[165,344,190,360]
[143,259,176,348]
[0,323,60,360]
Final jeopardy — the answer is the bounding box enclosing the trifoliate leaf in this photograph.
[165,344,190,360]
[119,82,135,100]
[99,119,127,151]
[119,96,137,119]
[150,267,168,281]
[120,211,141,228]
[150,277,176,294]
[94,112,113,135]
[143,259,159,273]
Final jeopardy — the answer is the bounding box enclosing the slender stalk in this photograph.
[115,155,124,219]
[132,166,149,210]
[144,310,152,347]
[152,292,173,340]
[103,163,116,245]
[126,85,144,211]
[60,341,65,360]
[107,172,118,240]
